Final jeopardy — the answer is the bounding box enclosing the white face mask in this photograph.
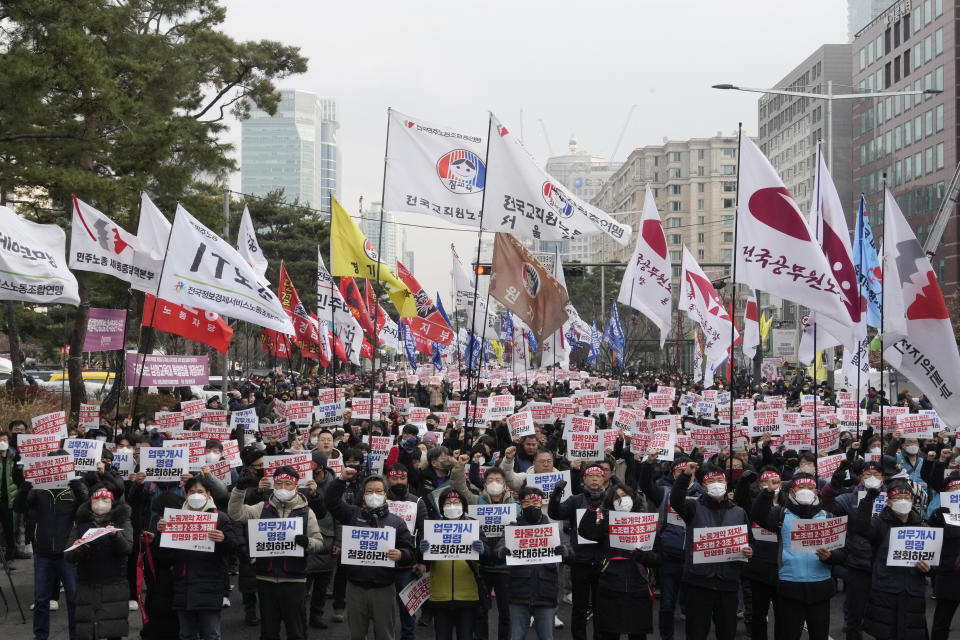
[273,489,296,503]
[443,504,463,519]
[96,436,107,443]
[863,476,883,490]
[364,493,386,509]
[706,483,727,499]
[91,500,111,515]
[613,497,633,512]
[798,465,815,475]
[869,448,881,455]
[205,452,221,465]
[794,489,817,505]
[890,499,913,515]
[0,441,8,451]
[904,445,920,456]
[186,493,208,510]
[486,481,505,496]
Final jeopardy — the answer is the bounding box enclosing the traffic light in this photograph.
[474,263,491,275]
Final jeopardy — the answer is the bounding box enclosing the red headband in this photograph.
[946,478,960,492]
[91,488,113,501]
[703,472,725,482]
[672,462,688,473]
[792,478,816,489]
[387,470,407,478]
[887,488,912,500]
[760,471,781,481]
[274,473,297,483]
[446,490,461,501]
[583,466,604,476]
[522,495,543,504]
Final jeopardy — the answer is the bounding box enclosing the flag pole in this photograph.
[855,195,865,438]
[553,245,559,391]
[368,109,394,428]
[879,175,887,445]
[618,256,638,408]
[728,122,743,477]
[465,113,494,417]
[812,141,822,471]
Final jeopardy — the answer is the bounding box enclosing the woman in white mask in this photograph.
[577,475,657,639]
[857,479,932,640]
[155,475,239,637]
[418,487,486,640]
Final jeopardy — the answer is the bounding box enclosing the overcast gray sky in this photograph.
[222,0,848,304]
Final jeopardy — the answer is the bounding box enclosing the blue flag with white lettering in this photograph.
[853,195,883,328]
[500,311,514,342]
[587,318,600,366]
[431,341,443,371]
[436,293,452,328]
[601,299,626,366]
[401,322,417,371]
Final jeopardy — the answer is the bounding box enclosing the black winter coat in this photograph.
[13,480,88,555]
[927,507,960,598]
[491,514,563,607]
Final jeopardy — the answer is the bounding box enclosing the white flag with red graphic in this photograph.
[131,193,170,295]
[680,246,737,374]
[743,289,760,360]
[70,196,139,282]
[881,189,960,428]
[735,137,848,325]
[618,185,672,347]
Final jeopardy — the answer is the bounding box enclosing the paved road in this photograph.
[0,557,954,639]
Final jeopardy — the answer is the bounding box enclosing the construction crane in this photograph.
[923,161,960,257]
[538,118,554,156]
[609,104,638,161]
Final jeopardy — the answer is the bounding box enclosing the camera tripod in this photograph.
[0,544,27,623]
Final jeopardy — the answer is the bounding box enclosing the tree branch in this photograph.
[192,65,250,120]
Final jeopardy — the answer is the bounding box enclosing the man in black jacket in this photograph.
[14,449,89,640]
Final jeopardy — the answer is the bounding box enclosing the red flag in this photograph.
[277,263,323,352]
[361,339,374,361]
[396,261,453,346]
[339,277,376,336]
[402,319,433,354]
[143,295,233,354]
[329,331,346,363]
[260,328,291,359]
[363,280,388,336]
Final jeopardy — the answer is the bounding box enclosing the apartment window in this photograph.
[861,145,868,166]
[936,0,943,16]
[894,56,901,83]
[935,28,943,55]
[904,48,911,75]
[669,151,681,162]
[885,28,892,55]
[935,66,943,91]
[697,199,704,210]
[885,131,892,155]
[860,48,866,70]
[937,257,945,283]
[697,232,705,243]
[925,35,932,62]
[697,166,705,177]
[668,168,681,179]
[669,234,681,245]
[904,12,911,39]
[722,232,734,243]
[906,156,913,181]
[697,150,705,161]
[925,110,934,136]
[723,182,736,192]
[936,104,943,131]
[896,160,903,185]
[672,265,681,277]
[670,201,682,211]
[697,249,705,261]
[905,120,913,145]
[914,6,922,33]
[894,22,901,47]
[925,0,932,25]
[722,249,733,261]
[669,218,681,228]
[868,41,874,63]
[722,165,735,175]
[936,143,944,170]
[671,184,682,195]
[722,148,736,158]
[721,215,734,225]
[884,62,892,89]
[723,198,735,209]
[697,183,705,193]
[670,250,681,262]
[915,115,922,141]
[877,35,883,58]
[915,151,922,176]
[697,216,705,225]
[876,69,883,90]
[895,127,902,150]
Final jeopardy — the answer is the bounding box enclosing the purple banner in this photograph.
[125,354,209,387]
[82,308,127,352]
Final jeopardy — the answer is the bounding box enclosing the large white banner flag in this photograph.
[70,196,139,282]
[383,109,486,227]
[0,206,79,305]
[379,315,401,351]
[158,205,293,334]
[618,185,671,346]
[313,247,333,364]
[881,189,960,428]
[131,193,170,295]
[680,246,737,373]
[316,252,362,366]
[735,137,847,325]
[237,206,269,285]
[485,114,631,245]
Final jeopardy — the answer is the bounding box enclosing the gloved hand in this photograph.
[68,478,87,501]
[552,479,567,495]
[471,539,484,554]
[294,534,308,548]
[864,487,881,500]
[419,539,430,553]
[236,472,257,491]
[739,469,757,484]
[19,481,33,493]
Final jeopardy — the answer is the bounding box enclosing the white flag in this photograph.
[618,185,672,346]
[512,323,530,371]
[743,289,760,360]
[158,205,293,334]
[735,137,848,325]
[693,329,704,385]
[383,109,485,227]
[485,114,631,245]
[451,243,477,308]
[541,254,570,370]
[841,335,871,392]
[680,246,737,374]
[69,196,138,282]
[237,206,270,285]
[0,206,79,306]
[131,193,170,295]
[378,315,401,351]
[316,252,362,366]
[881,189,960,428]
[313,247,333,364]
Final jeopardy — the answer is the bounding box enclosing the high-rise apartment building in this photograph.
[758,44,854,214]
[852,0,957,291]
[241,89,340,217]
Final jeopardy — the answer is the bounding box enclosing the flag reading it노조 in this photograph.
[618,185,671,347]
[70,196,139,283]
[131,193,169,295]
[742,289,760,360]
[237,206,269,286]
[853,195,883,329]
[489,233,569,344]
[158,205,293,334]
[484,114,631,246]
[881,189,960,428]
[680,246,737,374]
[330,195,415,318]
[735,137,848,325]
[383,109,486,228]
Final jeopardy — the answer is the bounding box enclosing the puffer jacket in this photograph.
[547,487,604,564]
[13,479,88,554]
[577,503,662,594]
[856,489,929,596]
[822,480,882,571]
[492,513,563,607]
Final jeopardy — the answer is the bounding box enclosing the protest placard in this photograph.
[485,395,515,422]
[312,402,344,429]
[283,401,313,425]
[748,409,783,438]
[32,411,67,438]
[16,434,60,460]
[567,415,596,433]
[247,518,303,557]
[692,524,749,564]
[507,412,535,440]
[258,422,289,443]
[316,388,346,405]
[141,446,188,481]
[751,522,778,542]
[610,408,637,433]
[897,414,935,440]
[691,426,720,452]
[351,397,374,421]
[179,399,204,420]
[164,439,206,471]
[199,409,226,426]
[887,527,942,566]
[263,453,311,487]
[154,411,185,431]
[388,500,418,534]
[576,392,605,412]
[648,430,676,462]
[551,398,577,418]
[65,526,116,552]
[647,392,673,413]
[620,386,644,406]
[527,402,554,424]
[599,429,619,452]
[197,424,231,441]
[341,525,396,567]
[160,508,217,552]
[788,516,847,552]
[467,504,518,538]
[111,449,136,479]
[398,572,431,615]
[695,401,716,417]
[64,438,104,472]
[566,432,603,461]
[230,408,258,431]
[608,512,658,551]
[206,458,233,482]
[79,404,100,428]
[423,520,479,560]
[816,453,847,480]
[529,470,571,501]
[24,455,74,489]
[504,523,561,565]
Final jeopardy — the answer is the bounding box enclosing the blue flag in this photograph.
[465,330,483,370]
[500,311,514,342]
[431,341,443,371]
[853,195,883,328]
[436,292,452,328]
[525,329,538,355]
[601,299,626,365]
[587,318,600,366]
[483,339,494,362]
[401,322,418,371]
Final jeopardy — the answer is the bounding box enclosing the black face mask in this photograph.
[840,438,852,450]
[253,468,265,479]
[522,506,542,523]
[388,484,408,499]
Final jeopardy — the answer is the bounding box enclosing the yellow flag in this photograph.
[759,311,773,343]
[491,340,504,364]
[809,351,828,382]
[330,196,416,318]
